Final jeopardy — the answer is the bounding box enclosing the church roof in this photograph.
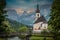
[34,16,47,24]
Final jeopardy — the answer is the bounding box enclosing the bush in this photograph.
[18,26,28,33]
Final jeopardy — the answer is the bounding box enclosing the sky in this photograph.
[6,0,53,10]
[6,0,53,26]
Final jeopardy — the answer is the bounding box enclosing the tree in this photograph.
[3,21,16,34]
[0,0,6,24]
[18,25,28,33]
[48,0,60,40]
[18,26,28,39]
[0,0,10,34]
[0,0,6,33]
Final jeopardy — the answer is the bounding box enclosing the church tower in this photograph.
[35,4,41,20]
[33,3,48,33]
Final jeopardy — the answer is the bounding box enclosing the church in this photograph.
[33,4,48,33]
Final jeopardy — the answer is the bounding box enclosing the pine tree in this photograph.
[0,0,8,34]
[48,0,60,40]
[0,0,6,25]
[0,0,16,35]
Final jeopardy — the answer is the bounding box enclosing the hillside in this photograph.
[7,18,28,31]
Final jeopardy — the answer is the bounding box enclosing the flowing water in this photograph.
[0,37,22,40]
[8,37,21,40]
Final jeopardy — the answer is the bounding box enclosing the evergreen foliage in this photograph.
[48,0,60,40]
[0,0,13,34]
[48,0,60,31]
[0,0,6,26]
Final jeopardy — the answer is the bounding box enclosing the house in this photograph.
[33,4,48,33]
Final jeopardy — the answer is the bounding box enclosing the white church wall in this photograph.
[41,23,48,30]
[33,22,43,32]
[33,22,40,30]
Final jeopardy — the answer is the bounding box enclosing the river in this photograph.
[8,37,21,40]
[0,37,22,40]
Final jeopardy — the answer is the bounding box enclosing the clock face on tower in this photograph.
[36,13,40,18]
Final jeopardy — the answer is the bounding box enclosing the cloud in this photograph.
[6,0,53,13]
[5,8,24,14]
[27,9,35,13]
[15,8,24,14]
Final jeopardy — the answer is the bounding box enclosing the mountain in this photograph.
[7,9,19,21]
[7,9,36,26]
[18,11,36,26]
[7,18,28,31]
[7,9,47,26]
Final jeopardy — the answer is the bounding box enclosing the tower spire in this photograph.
[36,4,40,13]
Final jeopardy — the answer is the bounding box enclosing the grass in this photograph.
[30,33,54,40]
[32,33,54,37]
[30,36,53,40]
[30,36,44,40]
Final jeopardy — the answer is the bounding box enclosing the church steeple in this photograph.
[35,4,41,20]
[36,4,40,13]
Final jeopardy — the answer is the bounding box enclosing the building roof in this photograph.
[34,16,47,24]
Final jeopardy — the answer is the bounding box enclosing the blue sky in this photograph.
[6,0,53,9]
[6,0,53,26]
